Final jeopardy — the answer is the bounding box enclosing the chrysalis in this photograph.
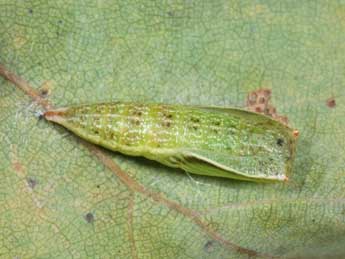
[44,102,298,182]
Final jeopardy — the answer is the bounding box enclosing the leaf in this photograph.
[1,1,345,258]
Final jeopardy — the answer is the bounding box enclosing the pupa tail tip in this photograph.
[42,108,68,122]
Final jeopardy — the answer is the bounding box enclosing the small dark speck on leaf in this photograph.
[28,9,33,14]
[85,212,94,223]
[27,177,37,189]
[204,240,215,253]
[326,97,336,108]
[39,88,49,97]
[276,138,284,146]
[36,111,44,120]
[96,185,100,188]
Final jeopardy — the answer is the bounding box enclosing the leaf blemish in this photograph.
[39,88,49,97]
[276,138,284,146]
[85,212,94,223]
[326,97,336,108]
[39,80,53,98]
[27,177,37,189]
[246,88,289,125]
[204,240,215,253]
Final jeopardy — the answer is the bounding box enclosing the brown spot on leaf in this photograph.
[13,161,24,173]
[246,88,289,125]
[39,88,49,97]
[326,97,336,108]
[293,130,299,138]
[246,88,271,113]
[10,145,26,178]
[39,80,53,98]
[85,212,94,223]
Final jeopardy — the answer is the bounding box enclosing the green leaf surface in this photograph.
[1,1,345,258]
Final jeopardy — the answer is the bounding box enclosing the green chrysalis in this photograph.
[44,102,298,182]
